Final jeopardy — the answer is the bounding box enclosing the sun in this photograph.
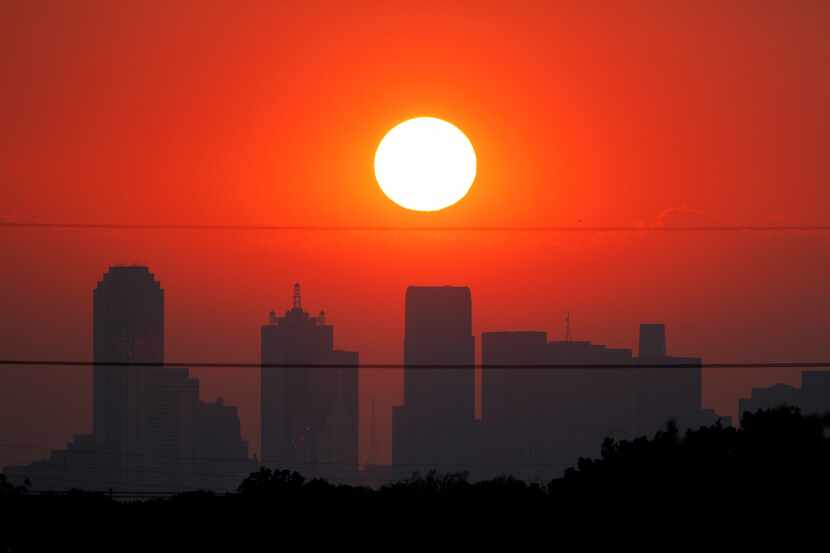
[374,117,476,212]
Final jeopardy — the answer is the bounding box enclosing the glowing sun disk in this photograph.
[374,117,477,212]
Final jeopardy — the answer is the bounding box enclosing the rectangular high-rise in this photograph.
[633,323,702,436]
[639,323,667,358]
[93,266,164,481]
[481,331,633,480]
[393,286,476,470]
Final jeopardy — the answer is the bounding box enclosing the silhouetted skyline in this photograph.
[0,265,770,492]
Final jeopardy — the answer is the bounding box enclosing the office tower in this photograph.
[143,366,200,487]
[7,266,253,492]
[260,284,359,480]
[392,286,476,471]
[481,331,549,478]
[480,322,715,480]
[194,397,255,490]
[639,323,667,358]
[481,331,633,480]
[93,266,165,481]
[633,323,702,436]
[318,349,359,473]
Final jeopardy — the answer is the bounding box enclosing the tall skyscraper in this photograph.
[7,266,254,492]
[93,266,164,481]
[392,286,476,471]
[260,284,359,480]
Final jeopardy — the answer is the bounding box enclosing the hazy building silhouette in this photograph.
[638,323,667,357]
[482,331,633,480]
[3,433,100,491]
[392,286,476,472]
[93,266,164,482]
[799,371,830,415]
[738,371,830,420]
[739,383,801,416]
[194,397,255,490]
[481,322,721,480]
[260,284,358,481]
[6,266,253,492]
[632,323,704,436]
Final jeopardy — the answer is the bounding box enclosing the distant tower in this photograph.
[92,266,164,479]
[392,286,475,470]
[293,282,302,310]
[633,322,702,438]
[639,323,667,358]
[369,398,377,466]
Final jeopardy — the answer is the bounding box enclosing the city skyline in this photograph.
[0,263,788,490]
[2,261,827,483]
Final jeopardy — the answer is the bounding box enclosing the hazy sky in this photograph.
[1,1,829,469]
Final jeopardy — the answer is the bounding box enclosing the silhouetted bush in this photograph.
[549,406,830,502]
[0,473,28,497]
[237,467,306,497]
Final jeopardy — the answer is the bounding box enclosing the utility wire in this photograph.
[0,360,828,370]
[2,222,830,232]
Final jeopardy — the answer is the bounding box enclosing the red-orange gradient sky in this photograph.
[1,1,829,469]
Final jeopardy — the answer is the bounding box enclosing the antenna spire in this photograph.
[565,312,572,342]
[369,398,377,466]
[293,282,301,310]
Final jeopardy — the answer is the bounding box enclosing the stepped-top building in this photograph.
[260,284,359,481]
[480,323,723,480]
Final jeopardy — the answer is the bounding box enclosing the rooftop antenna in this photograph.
[293,282,302,310]
[369,398,377,466]
[565,312,572,342]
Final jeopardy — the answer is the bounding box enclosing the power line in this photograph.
[1,222,830,232]
[0,359,828,370]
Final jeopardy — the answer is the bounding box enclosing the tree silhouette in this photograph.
[237,467,305,497]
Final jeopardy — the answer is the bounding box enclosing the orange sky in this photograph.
[1,1,829,469]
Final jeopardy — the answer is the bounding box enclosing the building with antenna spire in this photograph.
[564,312,572,342]
[260,283,359,481]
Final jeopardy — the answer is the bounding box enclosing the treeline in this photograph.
[3,405,829,506]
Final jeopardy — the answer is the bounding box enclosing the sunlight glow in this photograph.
[374,117,476,212]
